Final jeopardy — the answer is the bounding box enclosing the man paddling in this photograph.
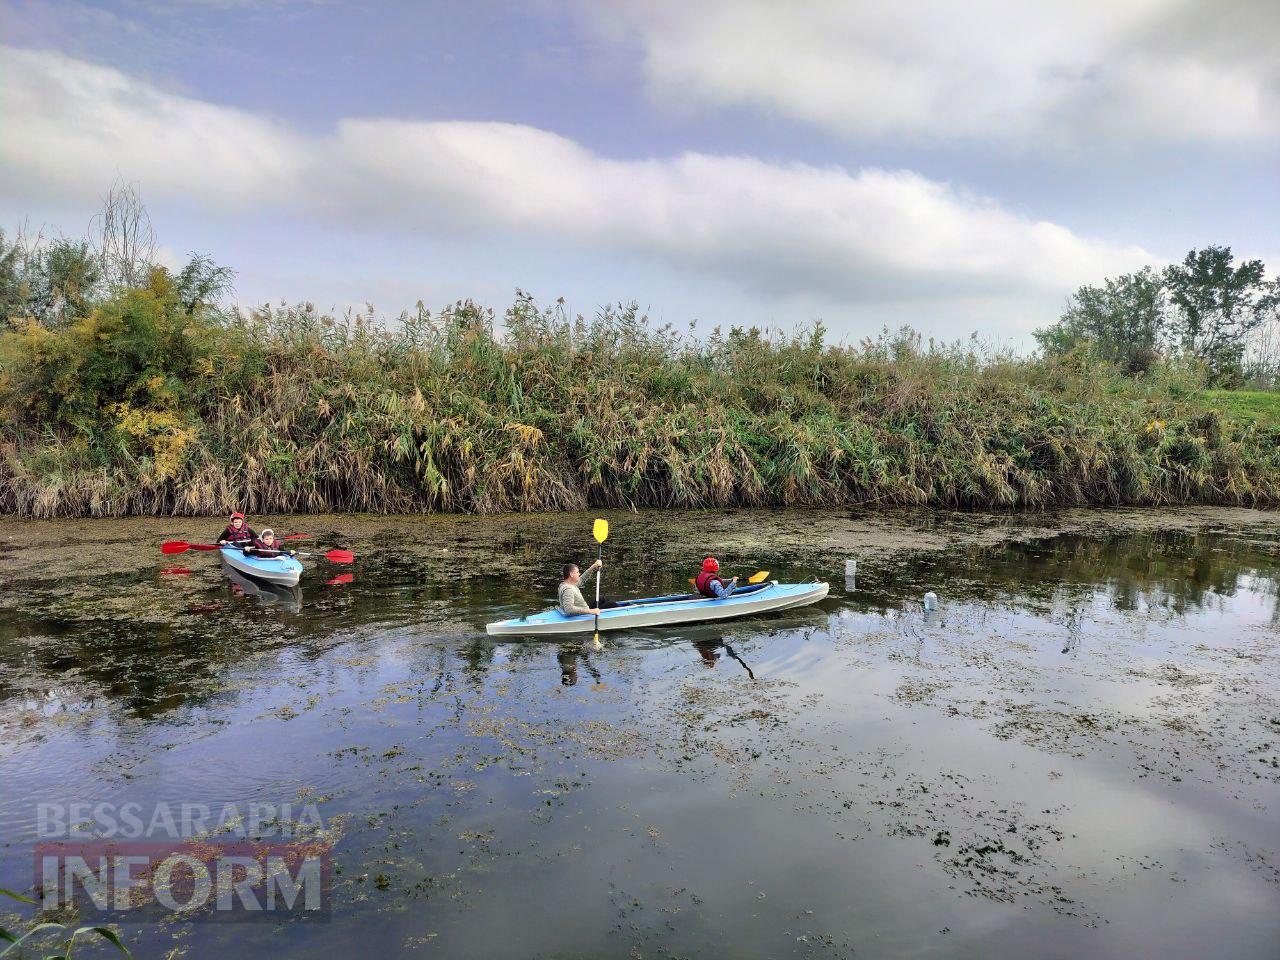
[694,557,738,598]
[217,511,256,546]
[558,560,619,616]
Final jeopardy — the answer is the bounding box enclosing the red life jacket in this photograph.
[695,570,727,597]
[221,524,256,544]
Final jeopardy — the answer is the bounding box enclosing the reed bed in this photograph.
[3,281,1279,517]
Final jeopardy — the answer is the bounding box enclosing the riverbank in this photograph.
[4,286,1280,517]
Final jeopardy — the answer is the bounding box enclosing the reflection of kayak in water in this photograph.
[221,562,303,612]
[487,581,829,637]
[219,545,303,587]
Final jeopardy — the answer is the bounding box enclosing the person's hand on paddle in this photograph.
[588,559,602,573]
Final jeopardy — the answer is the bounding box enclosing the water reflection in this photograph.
[856,526,1280,624]
[557,644,604,686]
[693,639,756,678]
[222,563,304,612]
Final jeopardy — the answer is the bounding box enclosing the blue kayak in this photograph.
[486,580,829,636]
[220,545,304,587]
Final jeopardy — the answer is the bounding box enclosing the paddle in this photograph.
[295,549,355,564]
[688,570,771,587]
[592,518,608,647]
[160,541,354,564]
[161,541,221,554]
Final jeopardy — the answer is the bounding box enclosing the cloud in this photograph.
[0,45,1149,321]
[576,0,1280,147]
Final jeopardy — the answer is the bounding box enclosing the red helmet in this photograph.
[701,557,719,573]
[230,511,245,520]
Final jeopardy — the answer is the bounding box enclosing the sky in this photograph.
[1,0,1276,344]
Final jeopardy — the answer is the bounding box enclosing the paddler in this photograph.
[694,557,738,598]
[217,511,256,546]
[244,528,296,558]
[558,560,619,616]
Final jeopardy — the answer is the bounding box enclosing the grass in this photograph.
[1202,389,1280,425]
[3,274,1280,518]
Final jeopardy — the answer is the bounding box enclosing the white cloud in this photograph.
[577,0,1280,147]
[0,44,1150,328]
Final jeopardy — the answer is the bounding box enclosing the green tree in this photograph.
[1035,267,1166,374]
[1164,246,1275,386]
[175,253,235,314]
[1,266,214,435]
[0,232,102,328]
[34,238,102,327]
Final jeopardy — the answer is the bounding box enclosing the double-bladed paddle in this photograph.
[160,541,354,563]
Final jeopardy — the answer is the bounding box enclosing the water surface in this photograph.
[1,509,1277,958]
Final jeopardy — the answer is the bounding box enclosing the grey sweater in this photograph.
[557,572,597,615]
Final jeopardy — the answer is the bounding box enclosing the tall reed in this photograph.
[3,279,1278,517]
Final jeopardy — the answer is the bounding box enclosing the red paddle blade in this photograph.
[327,572,354,586]
[161,541,191,554]
[324,549,355,564]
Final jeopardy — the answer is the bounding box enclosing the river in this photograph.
[1,507,1277,958]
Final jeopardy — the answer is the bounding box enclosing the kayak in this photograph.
[486,580,829,637]
[220,545,303,587]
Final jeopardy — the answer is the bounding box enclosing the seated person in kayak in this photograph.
[695,557,738,598]
[217,511,256,546]
[558,560,620,616]
[244,529,296,558]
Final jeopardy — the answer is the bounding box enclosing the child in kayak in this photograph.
[217,511,256,546]
[558,560,619,616]
[694,557,738,598]
[244,529,296,559]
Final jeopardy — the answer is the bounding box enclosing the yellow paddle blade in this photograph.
[690,570,770,585]
[593,518,609,543]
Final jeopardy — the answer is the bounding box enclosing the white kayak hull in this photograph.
[220,546,304,587]
[486,581,829,637]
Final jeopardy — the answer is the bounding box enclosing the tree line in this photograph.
[1035,247,1280,387]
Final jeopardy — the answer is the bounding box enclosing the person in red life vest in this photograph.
[217,511,257,546]
[694,557,738,598]
[244,528,296,559]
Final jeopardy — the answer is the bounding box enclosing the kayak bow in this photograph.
[485,580,829,637]
[220,545,304,587]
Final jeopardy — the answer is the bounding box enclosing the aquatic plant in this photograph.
[0,888,130,958]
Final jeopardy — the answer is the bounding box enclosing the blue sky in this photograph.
[2,0,1276,343]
